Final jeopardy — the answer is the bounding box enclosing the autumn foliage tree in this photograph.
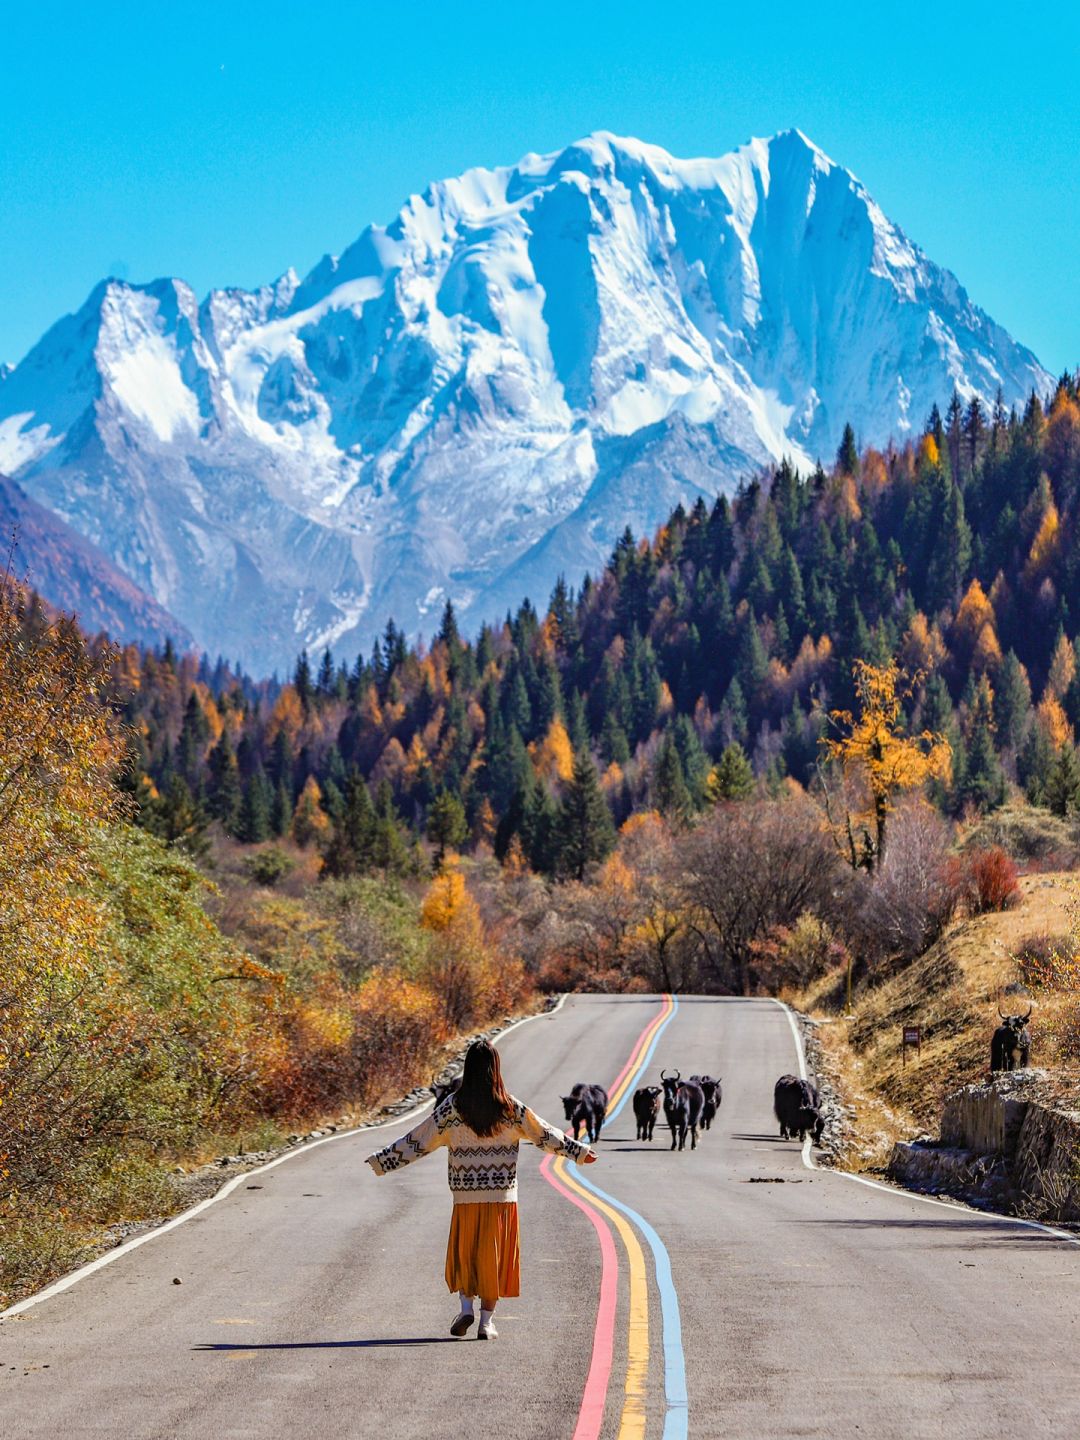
[0,577,124,1203]
[822,661,951,871]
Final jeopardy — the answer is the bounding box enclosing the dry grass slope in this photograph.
[801,873,1080,1167]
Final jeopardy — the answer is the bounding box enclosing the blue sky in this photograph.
[2,1,1077,372]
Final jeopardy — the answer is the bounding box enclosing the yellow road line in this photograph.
[556,1158,649,1440]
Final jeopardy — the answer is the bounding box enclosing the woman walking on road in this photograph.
[366,1038,597,1339]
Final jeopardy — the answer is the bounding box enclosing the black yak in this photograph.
[990,1005,1032,1072]
[661,1070,704,1151]
[561,1083,608,1143]
[691,1074,723,1131]
[773,1074,824,1144]
[632,1085,663,1141]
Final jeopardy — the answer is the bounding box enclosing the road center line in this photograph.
[556,1158,649,1440]
[540,1154,619,1440]
[540,996,674,1438]
[581,993,689,1440]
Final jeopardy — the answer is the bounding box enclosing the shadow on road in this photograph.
[194,1338,460,1352]
[729,1133,785,1142]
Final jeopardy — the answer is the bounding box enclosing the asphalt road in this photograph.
[2,994,1078,1439]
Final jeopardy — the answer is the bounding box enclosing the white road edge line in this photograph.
[0,993,571,1320]
[769,997,1080,1249]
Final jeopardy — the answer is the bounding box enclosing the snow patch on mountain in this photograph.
[0,128,1052,671]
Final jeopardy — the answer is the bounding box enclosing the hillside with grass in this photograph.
[799,807,1080,1170]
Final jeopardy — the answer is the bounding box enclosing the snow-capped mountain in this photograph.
[0,472,192,649]
[0,129,1051,672]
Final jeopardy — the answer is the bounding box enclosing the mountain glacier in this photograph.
[0,129,1051,672]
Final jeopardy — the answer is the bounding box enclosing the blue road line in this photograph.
[585,995,689,1440]
[605,993,678,1124]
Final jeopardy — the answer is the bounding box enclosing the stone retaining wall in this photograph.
[889,1070,1080,1222]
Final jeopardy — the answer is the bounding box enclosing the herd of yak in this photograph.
[560,1071,825,1152]
[431,1068,826,1151]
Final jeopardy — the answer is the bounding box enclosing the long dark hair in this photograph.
[454,1040,515,1137]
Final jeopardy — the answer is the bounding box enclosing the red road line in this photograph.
[541,1154,619,1440]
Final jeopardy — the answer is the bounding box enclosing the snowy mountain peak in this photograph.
[0,130,1052,671]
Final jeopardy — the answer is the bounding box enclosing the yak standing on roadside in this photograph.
[691,1075,723,1131]
[661,1070,704,1151]
[773,1074,824,1144]
[632,1085,663,1141]
[990,1004,1032,1072]
[561,1083,608,1143]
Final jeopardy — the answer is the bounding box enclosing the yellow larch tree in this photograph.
[822,661,951,872]
[1024,484,1061,584]
[291,775,331,849]
[900,611,947,677]
[1046,631,1077,700]
[1036,692,1073,750]
[530,717,574,785]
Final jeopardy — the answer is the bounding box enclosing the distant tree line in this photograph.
[89,370,1080,868]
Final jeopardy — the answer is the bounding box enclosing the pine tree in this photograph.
[317,648,335,695]
[566,689,590,753]
[945,389,964,480]
[959,678,1006,812]
[534,656,564,734]
[717,678,748,749]
[438,598,460,650]
[1019,724,1056,806]
[706,743,755,801]
[779,546,808,633]
[149,775,211,856]
[836,422,859,476]
[672,714,710,806]
[736,612,769,701]
[600,712,631,767]
[1044,744,1080,817]
[993,650,1032,750]
[206,730,242,831]
[268,728,294,796]
[177,692,209,783]
[653,733,692,818]
[322,768,376,876]
[964,396,986,475]
[238,770,272,844]
[271,780,293,837]
[372,779,410,875]
[294,650,313,711]
[521,784,559,875]
[926,480,972,609]
[556,749,615,880]
[427,790,468,867]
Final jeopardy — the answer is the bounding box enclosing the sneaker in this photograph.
[450,1310,475,1338]
[476,1318,498,1340]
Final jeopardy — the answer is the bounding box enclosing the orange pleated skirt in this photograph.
[444,1201,521,1298]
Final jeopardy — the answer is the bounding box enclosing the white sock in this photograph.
[480,1307,495,1326]
[459,1293,474,1315]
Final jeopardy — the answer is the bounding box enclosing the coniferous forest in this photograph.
[116,375,1080,866]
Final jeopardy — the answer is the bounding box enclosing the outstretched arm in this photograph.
[518,1104,596,1163]
[366,1111,447,1176]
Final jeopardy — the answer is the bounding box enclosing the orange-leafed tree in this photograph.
[821,661,951,872]
[291,774,331,849]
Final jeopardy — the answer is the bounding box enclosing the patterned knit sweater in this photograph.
[365,1095,591,1202]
